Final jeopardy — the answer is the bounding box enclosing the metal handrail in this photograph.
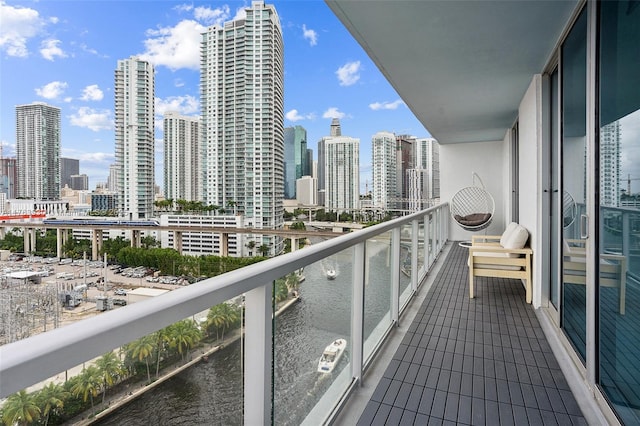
[0,203,449,421]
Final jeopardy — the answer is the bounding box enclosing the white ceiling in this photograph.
[326,0,580,144]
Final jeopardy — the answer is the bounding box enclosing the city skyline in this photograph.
[0,0,430,193]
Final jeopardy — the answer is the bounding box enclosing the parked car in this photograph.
[112,298,127,306]
[114,289,127,296]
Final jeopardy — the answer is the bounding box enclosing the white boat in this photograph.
[318,338,347,373]
[326,269,336,280]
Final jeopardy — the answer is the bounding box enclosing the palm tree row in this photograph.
[1,289,293,425]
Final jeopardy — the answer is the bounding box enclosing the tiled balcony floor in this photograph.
[350,243,587,425]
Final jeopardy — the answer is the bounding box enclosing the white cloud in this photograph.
[69,107,112,131]
[1,139,16,157]
[75,151,114,164]
[155,95,200,116]
[139,20,206,70]
[336,61,361,86]
[302,24,317,46]
[35,81,68,99]
[0,2,46,57]
[80,84,104,101]
[63,97,72,103]
[369,99,405,111]
[173,4,193,13]
[285,109,315,122]
[194,5,230,25]
[40,38,66,61]
[322,107,346,120]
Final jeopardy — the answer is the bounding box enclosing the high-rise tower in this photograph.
[200,1,284,255]
[322,119,359,212]
[16,102,61,200]
[164,112,200,202]
[284,125,308,199]
[372,131,397,210]
[114,56,155,219]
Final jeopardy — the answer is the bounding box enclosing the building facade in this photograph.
[324,134,359,212]
[200,1,284,256]
[414,137,440,200]
[371,131,397,211]
[114,57,155,219]
[296,175,317,206]
[15,103,61,200]
[69,174,88,191]
[60,157,80,189]
[0,158,18,199]
[284,125,308,199]
[163,112,200,202]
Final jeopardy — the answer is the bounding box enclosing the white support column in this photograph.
[92,230,99,261]
[391,227,400,324]
[56,228,63,259]
[244,284,272,425]
[351,242,365,384]
[290,237,298,252]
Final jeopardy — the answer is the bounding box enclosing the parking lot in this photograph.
[2,256,182,317]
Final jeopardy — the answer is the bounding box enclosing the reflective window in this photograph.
[561,8,588,361]
[598,2,640,423]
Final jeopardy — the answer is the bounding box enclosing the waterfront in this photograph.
[95,239,410,425]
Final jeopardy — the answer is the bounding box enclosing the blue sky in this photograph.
[0,0,430,193]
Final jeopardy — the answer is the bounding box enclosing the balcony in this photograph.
[0,203,595,424]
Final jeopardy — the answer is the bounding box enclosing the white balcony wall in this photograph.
[519,74,544,307]
[440,140,506,241]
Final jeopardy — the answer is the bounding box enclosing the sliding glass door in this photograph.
[560,8,588,361]
[597,2,640,423]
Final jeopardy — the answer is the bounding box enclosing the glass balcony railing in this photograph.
[0,203,448,425]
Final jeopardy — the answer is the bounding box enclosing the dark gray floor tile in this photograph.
[370,403,392,426]
[399,409,416,426]
[418,387,436,415]
[394,381,413,409]
[370,377,391,402]
[386,406,405,425]
[499,401,515,426]
[405,384,424,412]
[382,379,402,405]
[431,389,448,419]
[356,400,381,426]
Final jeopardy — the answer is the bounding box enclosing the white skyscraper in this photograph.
[200,1,284,255]
[16,102,61,200]
[163,112,200,202]
[325,132,360,212]
[600,121,621,207]
[372,131,397,210]
[415,137,440,200]
[114,56,155,219]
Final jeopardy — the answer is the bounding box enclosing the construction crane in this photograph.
[620,174,640,194]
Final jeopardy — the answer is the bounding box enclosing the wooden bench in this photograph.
[468,231,533,304]
[563,240,626,314]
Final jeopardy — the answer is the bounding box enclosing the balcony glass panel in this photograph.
[273,251,352,425]
[598,2,640,423]
[561,7,587,361]
[363,232,392,363]
[417,219,426,278]
[399,223,413,308]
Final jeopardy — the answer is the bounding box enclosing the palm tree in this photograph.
[206,303,240,341]
[168,319,202,362]
[258,244,270,257]
[36,382,69,426]
[154,327,172,378]
[95,352,124,404]
[2,390,41,426]
[126,335,155,383]
[70,366,101,409]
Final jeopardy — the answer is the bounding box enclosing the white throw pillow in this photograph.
[503,224,529,249]
[500,222,519,247]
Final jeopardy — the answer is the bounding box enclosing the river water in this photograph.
[96,239,409,425]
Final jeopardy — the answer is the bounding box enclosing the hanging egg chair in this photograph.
[451,172,495,232]
[563,190,577,228]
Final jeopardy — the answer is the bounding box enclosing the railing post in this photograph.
[622,211,630,260]
[411,219,418,291]
[351,242,365,384]
[245,283,273,425]
[391,228,400,324]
